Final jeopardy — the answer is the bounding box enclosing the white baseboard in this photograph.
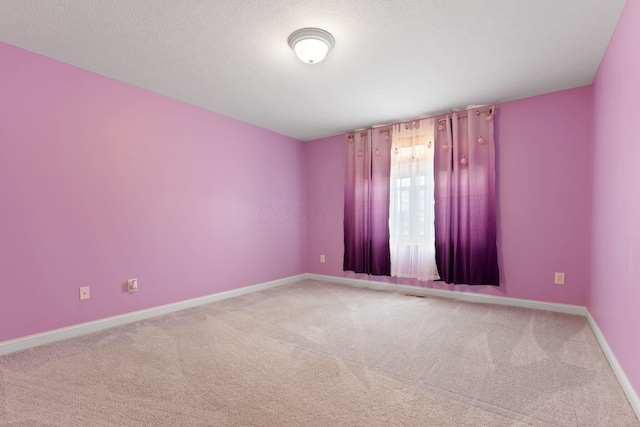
[306,273,639,421]
[0,274,306,356]
[586,311,640,420]
[306,273,588,315]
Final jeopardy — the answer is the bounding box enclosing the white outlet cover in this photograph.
[79,286,90,300]
[128,278,138,292]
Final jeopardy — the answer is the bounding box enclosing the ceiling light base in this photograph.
[288,28,335,64]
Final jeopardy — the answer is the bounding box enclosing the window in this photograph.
[389,119,439,281]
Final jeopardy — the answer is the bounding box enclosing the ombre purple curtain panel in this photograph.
[343,129,391,275]
[434,108,499,285]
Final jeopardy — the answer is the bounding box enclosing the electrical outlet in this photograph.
[554,272,565,285]
[79,286,90,300]
[127,278,138,292]
[320,254,325,263]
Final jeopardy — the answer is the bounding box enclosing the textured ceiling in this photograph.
[0,0,627,141]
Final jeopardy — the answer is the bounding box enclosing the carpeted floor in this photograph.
[0,279,637,426]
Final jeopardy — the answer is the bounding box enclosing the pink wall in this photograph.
[591,0,640,397]
[0,42,307,342]
[306,86,593,306]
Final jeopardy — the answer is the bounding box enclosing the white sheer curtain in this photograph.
[389,118,439,281]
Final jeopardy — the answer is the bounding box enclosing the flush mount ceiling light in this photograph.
[288,28,335,64]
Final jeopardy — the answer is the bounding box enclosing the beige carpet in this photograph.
[0,280,637,426]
